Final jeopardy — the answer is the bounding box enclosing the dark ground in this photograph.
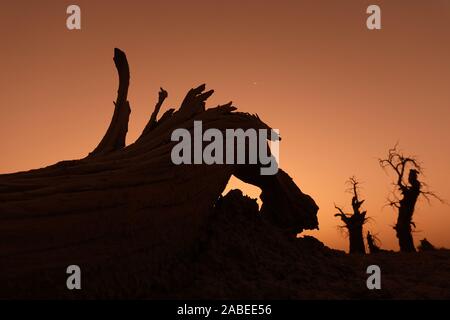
[80,190,450,299]
[165,191,450,300]
[4,190,449,299]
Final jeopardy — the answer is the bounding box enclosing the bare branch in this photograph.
[421,190,446,204]
[334,204,346,216]
[88,48,131,157]
[139,87,168,138]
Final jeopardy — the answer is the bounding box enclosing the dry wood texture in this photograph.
[0,49,318,295]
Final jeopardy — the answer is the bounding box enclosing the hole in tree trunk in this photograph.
[222,175,262,209]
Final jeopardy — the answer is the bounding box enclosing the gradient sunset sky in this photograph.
[1,0,449,251]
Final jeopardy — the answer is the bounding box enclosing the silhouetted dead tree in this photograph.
[334,177,368,254]
[418,238,436,251]
[367,231,381,254]
[0,48,319,296]
[379,145,442,252]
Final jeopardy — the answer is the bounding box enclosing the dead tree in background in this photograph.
[366,231,381,254]
[334,177,368,254]
[379,145,441,252]
[417,238,436,251]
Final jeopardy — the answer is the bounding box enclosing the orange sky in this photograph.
[1,0,449,251]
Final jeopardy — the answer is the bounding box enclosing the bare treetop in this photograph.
[379,144,443,252]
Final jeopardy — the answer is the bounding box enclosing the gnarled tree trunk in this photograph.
[395,170,421,252]
[0,48,318,297]
[335,177,367,254]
